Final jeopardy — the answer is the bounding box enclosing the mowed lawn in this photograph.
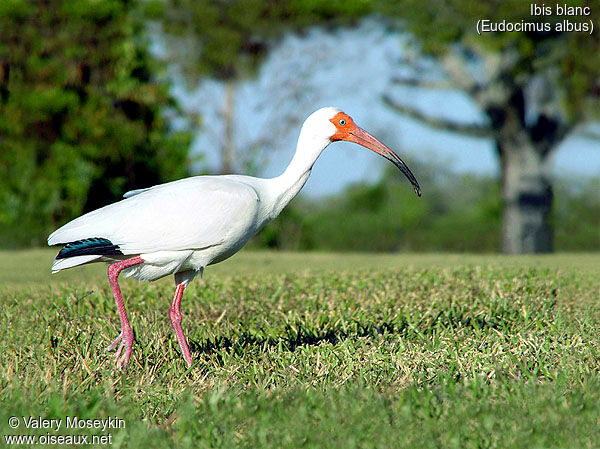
[1,249,599,448]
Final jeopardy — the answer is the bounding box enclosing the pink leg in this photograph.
[169,283,193,367]
[106,256,144,369]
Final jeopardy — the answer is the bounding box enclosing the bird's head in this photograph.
[304,107,421,197]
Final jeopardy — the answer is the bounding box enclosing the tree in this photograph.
[154,0,371,173]
[0,0,191,246]
[379,0,600,253]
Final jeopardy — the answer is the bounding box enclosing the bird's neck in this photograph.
[267,131,329,218]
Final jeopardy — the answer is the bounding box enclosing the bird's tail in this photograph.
[51,255,101,273]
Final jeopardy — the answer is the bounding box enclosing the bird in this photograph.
[48,107,421,370]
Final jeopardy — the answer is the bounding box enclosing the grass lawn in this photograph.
[1,249,599,448]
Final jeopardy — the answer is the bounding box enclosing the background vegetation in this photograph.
[255,165,600,252]
[1,0,598,252]
[0,0,190,247]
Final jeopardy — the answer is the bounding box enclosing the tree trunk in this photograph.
[220,79,235,174]
[499,139,553,254]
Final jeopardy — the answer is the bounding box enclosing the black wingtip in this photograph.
[56,238,123,259]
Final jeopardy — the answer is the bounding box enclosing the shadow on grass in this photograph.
[188,309,513,359]
[190,320,406,357]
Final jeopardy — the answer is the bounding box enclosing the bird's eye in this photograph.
[339,119,346,126]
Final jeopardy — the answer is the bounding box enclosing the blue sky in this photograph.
[169,20,600,197]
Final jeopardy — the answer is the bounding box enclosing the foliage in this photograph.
[0,0,191,247]
[254,160,599,252]
[377,0,600,119]
[301,165,501,252]
[1,252,599,447]
[154,0,373,82]
[377,0,600,253]
[154,0,374,174]
[553,175,600,250]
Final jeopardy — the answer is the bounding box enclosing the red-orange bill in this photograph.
[345,127,422,197]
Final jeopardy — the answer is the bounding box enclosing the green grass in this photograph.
[1,250,599,448]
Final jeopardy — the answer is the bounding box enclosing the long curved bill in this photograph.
[345,127,422,197]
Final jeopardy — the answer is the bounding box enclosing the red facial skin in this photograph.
[329,112,356,142]
[329,112,422,197]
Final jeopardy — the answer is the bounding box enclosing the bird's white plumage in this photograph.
[51,255,101,272]
[49,176,264,280]
[49,107,345,281]
[49,176,260,251]
[122,187,150,198]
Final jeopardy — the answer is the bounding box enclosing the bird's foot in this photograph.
[105,332,122,352]
[106,331,133,370]
[113,342,133,370]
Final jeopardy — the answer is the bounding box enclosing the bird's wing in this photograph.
[48,176,260,254]
[123,187,151,198]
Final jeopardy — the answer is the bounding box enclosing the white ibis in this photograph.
[48,107,421,369]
